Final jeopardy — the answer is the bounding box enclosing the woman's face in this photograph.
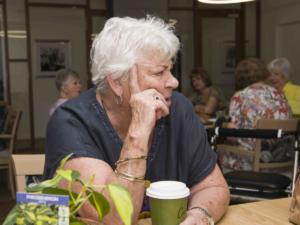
[63,77,82,99]
[268,67,286,90]
[192,75,206,91]
[123,52,179,108]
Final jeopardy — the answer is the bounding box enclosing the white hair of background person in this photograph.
[267,57,291,80]
[56,68,80,91]
[90,16,180,93]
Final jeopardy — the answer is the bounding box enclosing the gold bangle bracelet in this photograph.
[114,168,145,182]
[115,155,147,166]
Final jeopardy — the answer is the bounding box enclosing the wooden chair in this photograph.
[0,106,22,198]
[11,154,45,193]
[217,118,298,172]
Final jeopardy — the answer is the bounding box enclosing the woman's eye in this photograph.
[153,71,163,76]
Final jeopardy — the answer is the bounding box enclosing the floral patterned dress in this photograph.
[219,82,292,171]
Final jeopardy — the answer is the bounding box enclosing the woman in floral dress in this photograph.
[219,58,292,171]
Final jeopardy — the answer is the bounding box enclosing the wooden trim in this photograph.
[85,0,92,88]
[168,6,193,11]
[235,4,245,64]
[28,2,85,9]
[194,5,246,68]
[3,0,11,103]
[106,0,113,18]
[25,0,35,152]
[35,39,69,43]
[197,8,241,17]
[90,9,107,17]
[8,59,28,62]
[256,0,261,57]
[194,0,202,67]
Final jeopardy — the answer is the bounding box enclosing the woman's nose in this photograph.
[166,73,179,89]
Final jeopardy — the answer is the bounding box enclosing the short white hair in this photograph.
[267,57,291,79]
[90,16,180,92]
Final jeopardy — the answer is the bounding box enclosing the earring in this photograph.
[116,95,123,105]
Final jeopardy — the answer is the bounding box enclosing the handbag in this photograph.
[289,168,300,224]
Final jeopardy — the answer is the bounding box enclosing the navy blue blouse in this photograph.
[44,88,217,188]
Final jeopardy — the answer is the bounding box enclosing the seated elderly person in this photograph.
[219,57,292,171]
[49,68,82,116]
[44,16,229,225]
[190,67,227,117]
[268,57,300,116]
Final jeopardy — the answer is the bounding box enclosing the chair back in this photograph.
[2,106,22,154]
[11,154,45,192]
[253,118,298,171]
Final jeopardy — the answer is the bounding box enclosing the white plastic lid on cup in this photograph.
[146,181,190,199]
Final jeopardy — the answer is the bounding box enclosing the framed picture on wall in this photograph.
[36,40,71,77]
[222,40,250,75]
[222,41,236,73]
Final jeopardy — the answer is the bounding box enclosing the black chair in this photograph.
[209,119,300,203]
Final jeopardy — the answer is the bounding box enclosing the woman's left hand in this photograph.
[180,209,211,225]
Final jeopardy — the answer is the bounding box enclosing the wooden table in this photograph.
[138,198,292,225]
[218,198,292,225]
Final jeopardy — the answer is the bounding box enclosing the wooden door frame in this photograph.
[194,6,245,67]
[194,1,261,67]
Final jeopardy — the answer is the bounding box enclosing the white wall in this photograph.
[261,0,300,84]
[30,7,87,138]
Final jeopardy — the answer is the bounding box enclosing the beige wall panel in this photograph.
[202,18,235,100]
[6,0,26,27]
[29,0,85,5]
[90,0,106,10]
[8,36,27,59]
[9,62,30,140]
[92,16,106,35]
[261,0,300,84]
[30,7,86,138]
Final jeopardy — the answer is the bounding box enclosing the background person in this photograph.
[44,16,229,225]
[190,67,227,117]
[49,68,82,116]
[268,57,300,116]
[219,57,292,171]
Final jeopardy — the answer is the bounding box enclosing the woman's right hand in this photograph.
[128,65,170,134]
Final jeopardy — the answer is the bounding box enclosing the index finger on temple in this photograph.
[129,64,141,94]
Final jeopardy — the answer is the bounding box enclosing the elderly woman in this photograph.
[44,16,229,225]
[219,58,291,171]
[49,68,82,116]
[268,57,300,115]
[190,67,227,116]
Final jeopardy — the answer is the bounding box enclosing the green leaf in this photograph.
[42,187,78,210]
[42,187,78,198]
[70,217,86,225]
[3,205,18,225]
[36,214,51,221]
[16,216,24,225]
[26,175,62,192]
[107,184,133,225]
[56,169,80,182]
[58,153,74,170]
[88,191,110,220]
[24,210,36,223]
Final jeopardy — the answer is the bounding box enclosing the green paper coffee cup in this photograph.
[146,181,190,225]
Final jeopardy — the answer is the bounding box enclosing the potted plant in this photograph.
[3,154,133,225]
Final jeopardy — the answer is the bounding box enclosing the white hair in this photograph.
[267,57,291,79]
[90,16,180,92]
